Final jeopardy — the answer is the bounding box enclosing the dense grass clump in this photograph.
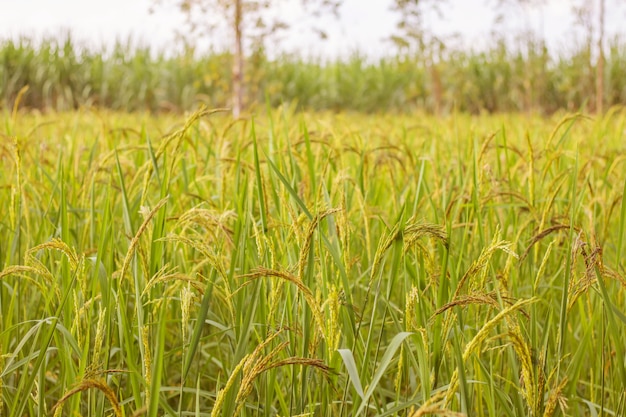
[1,107,625,416]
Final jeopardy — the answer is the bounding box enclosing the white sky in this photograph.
[0,0,624,58]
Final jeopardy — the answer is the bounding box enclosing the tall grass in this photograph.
[1,106,625,416]
[1,35,626,114]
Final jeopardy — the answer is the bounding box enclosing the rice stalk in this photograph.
[51,378,123,417]
[454,227,517,298]
[9,135,22,236]
[408,391,466,417]
[181,285,193,345]
[444,297,537,405]
[235,356,330,416]
[212,331,282,417]
[91,306,107,371]
[521,224,572,262]
[159,234,229,283]
[534,240,555,293]
[526,132,535,208]
[321,285,342,356]
[27,238,80,271]
[175,206,236,246]
[432,292,504,318]
[508,324,540,415]
[72,290,83,347]
[405,286,420,332]
[297,208,341,282]
[403,221,449,252]
[118,196,168,281]
[141,325,152,409]
[142,264,203,297]
[542,377,568,417]
[370,222,403,287]
[0,265,56,299]
[210,355,248,417]
[0,341,3,414]
[544,113,588,151]
[241,267,326,340]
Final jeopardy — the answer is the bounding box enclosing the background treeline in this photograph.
[2,35,625,114]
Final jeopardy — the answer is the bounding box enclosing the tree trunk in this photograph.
[429,50,442,115]
[596,0,605,114]
[232,0,244,117]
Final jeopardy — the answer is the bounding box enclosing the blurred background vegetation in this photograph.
[1,0,625,115]
[2,34,625,114]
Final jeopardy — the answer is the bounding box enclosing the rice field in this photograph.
[1,106,625,416]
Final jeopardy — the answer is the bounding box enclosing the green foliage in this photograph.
[1,108,626,416]
[2,34,626,114]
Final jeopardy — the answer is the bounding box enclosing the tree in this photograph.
[495,0,620,114]
[489,0,548,113]
[153,0,341,117]
[389,0,449,114]
[596,0,605,114]
[574,0,608,114]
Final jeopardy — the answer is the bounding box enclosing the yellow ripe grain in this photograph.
[161,234,234,322]
[403,221,449,252]
[0,265,58,300]
[92,306,107,369]
[253,220,264,262]
[144,269,203,298]
[242,267,326,340]
[9,183,16,232]
[526,132,535,208]
[455,227,517,298]
[508,326,535,412]
[406,286,420,332]
[236,341,290,410]
[445,297,536,405]
[408,391,465,417]
[27,238,80,271]
[51,378,123,417]
[141,326,152,408]
[72,290,82,347]
[10,134,23,231]
[543,378,568,417]
[297,208,341,282]
[0,339,3,414]
[211,355,249,417]
[325,285,341,355]
[534,240,555,293]
[235,353,330,416]
[369,222,402,291]
[181,285,193,344]
[394,344,404,393]
[118,197,168,282]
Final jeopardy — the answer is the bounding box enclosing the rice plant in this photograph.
[0,106,625,416]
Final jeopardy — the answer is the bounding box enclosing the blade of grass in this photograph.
[148,306,167,417]
[182,269,217,381]
[355,331,412,415]
[617,177,626,271]
[251,119,268,231]
[10,269,78,417]
[557,151,578,368]
[337,349,365,401]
